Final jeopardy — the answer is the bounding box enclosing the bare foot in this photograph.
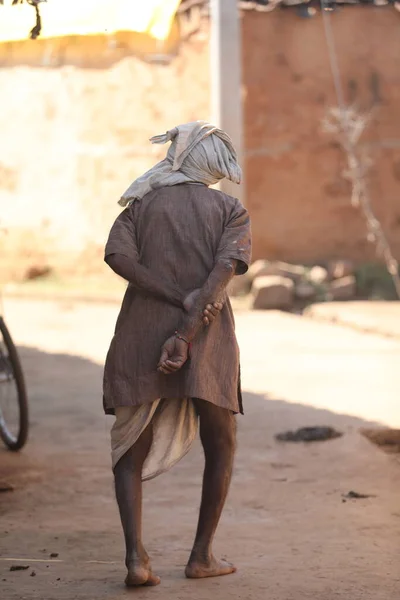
[125,559,161,587]
[185,556,236,579]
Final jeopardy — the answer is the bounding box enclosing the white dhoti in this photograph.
[110,399,198,480]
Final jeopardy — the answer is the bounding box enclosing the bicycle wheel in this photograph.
[0,317,28,450]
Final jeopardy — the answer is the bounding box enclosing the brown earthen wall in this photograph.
[242,8,400,263]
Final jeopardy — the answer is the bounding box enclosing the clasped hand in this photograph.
[157,290,223,375]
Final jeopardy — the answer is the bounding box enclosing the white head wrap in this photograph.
[119,121,242,207]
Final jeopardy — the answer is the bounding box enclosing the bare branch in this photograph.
[322,106,400,299]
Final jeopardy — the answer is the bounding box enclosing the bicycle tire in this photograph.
[0,317,29,451]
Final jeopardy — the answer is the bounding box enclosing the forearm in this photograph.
[106,253,184,308]
[178,259,237,342]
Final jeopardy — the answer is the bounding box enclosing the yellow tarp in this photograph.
[0,0,181,43]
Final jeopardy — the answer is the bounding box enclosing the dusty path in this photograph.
[0,299,399,600]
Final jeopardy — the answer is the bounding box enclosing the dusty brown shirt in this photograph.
[103,183,251,415]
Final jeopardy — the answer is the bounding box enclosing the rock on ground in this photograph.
[307,266,328,285]
[326,275,357,301]
[252,275,294,310]
[327,260,354,280]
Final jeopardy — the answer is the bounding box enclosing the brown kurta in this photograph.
[103,183,251,416]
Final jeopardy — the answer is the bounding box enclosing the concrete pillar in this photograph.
[210,0,245,204]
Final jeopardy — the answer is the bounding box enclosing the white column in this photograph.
[210,0,245,204]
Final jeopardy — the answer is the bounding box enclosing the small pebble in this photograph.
[31,571,36,577]
[57,577,61,581]
[50,553,59,558]
[0,481,14,493]
[343,490,373,500]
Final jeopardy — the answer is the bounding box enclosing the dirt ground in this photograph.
[0,298,399,600]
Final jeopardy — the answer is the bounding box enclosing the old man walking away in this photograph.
[103,121,252,586]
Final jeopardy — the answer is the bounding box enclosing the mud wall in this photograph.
[243,8,400,263]
[0,30,210,280]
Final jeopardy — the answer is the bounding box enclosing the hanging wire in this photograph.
[320,1,346,111]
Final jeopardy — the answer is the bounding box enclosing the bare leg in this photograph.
[185,399,237,579]
[113,423,160,587]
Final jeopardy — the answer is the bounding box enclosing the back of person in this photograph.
[104,179,250,415]
[132,183,241,293]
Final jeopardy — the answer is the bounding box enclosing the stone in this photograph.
[326,275,357,301]
[295,281,317,300]
[308,266,328,285]
[252,275,294,310]
[227,274,252,297]
[248,260,305,283]
[326,260,354,281]
[23,264,52,281]
[0,481,14,493]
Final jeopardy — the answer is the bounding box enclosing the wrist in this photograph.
[175,331,190,345]
[179,313,199,344]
